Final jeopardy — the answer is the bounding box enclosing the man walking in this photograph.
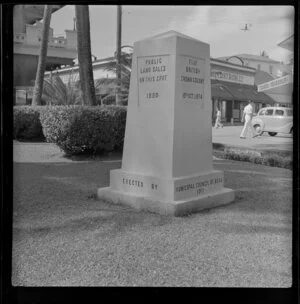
[214,106,223,129]
[240,100,258,139]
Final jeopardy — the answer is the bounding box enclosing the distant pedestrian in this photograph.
[214,107,223,129]
[240,100,258,139]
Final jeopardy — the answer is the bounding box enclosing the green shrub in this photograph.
[223,148,262,163]
[262,154,292,170]
[39,105,127,155]
[101,94,128,106]
[102,94,116,105]
[13,106,45,140]
[218,147,292,170]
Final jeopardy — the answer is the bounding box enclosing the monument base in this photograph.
[97,168,235,216]
[97,187,234,216]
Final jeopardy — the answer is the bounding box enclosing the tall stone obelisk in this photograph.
[97,31,235,216]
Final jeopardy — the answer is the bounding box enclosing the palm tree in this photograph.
[116,5,122,105]
[95,50,132,105]
[75,5,96,106]
[43,72,81,105]
[32,5,53,106]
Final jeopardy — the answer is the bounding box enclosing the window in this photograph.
[275,110,284,116]
[257,64,261,70]
[286,109,293,116]
[259,109,266,116]
[269,65,273,74]
[265,109,274,116]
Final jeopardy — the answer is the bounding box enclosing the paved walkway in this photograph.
[212,126,293,152]
[13,140,122,163]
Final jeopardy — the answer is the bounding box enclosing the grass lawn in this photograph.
[12,159,292,287]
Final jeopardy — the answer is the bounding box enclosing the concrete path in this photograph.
[13,140,122,163]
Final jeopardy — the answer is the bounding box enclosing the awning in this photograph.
[211,83,235,100]
[253,91,276,104]
[221,82,254,102]
[211,80,275,104]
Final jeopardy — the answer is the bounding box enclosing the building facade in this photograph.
[217,53,292,79]
[13,5,77,87]
[210,58,274,122]
[255,35,294,107]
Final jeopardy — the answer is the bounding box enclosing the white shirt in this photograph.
[243,104,253,116]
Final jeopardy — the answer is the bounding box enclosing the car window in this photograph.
[286,109,293,116]
[265,109,274,116]
[275,110,284,116]
[259,110,266,116]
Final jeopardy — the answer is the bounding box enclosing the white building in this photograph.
[14,5,77,87]
[217,53,292,79]
[256,35,294,107]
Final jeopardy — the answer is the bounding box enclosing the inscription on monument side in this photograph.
[137,55,169,103]
[176,177,223,196]
[179,55,205,107]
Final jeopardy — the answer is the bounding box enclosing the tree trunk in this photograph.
[75,5,96,106]
[32,5,52,106]
[115,5,122,105]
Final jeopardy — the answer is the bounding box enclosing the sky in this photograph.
[50,5,294,63]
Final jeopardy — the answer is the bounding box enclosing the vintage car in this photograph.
[252,107,293,136]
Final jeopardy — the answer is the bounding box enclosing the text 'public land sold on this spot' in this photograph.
[138,55,169,102]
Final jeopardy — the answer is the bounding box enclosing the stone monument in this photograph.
[97,31,235,216]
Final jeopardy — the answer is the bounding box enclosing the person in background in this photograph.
[214,106,223,129]
[240,100,258,139]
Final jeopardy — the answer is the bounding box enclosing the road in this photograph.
[212,126,293,152]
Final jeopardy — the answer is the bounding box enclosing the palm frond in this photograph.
[43,73,81,105]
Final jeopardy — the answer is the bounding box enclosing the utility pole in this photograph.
[116,5,122,105]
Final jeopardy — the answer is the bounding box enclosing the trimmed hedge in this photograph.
[39,105,127,155]
[13,106,45,140]
[219,147,292,170]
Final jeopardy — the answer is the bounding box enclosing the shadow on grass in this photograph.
[14,205,173,238]
[214,221,292,235]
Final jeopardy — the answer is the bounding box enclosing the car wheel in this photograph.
[268,132,277,136]
[253,124,263,135]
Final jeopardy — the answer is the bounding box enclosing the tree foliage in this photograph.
[43,73,82,105]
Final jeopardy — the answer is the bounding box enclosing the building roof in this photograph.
[218,53,280,64]
[23,5,64,25]
[210,57,256,72]
[278,35,294,52]
[254,70,275,85]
